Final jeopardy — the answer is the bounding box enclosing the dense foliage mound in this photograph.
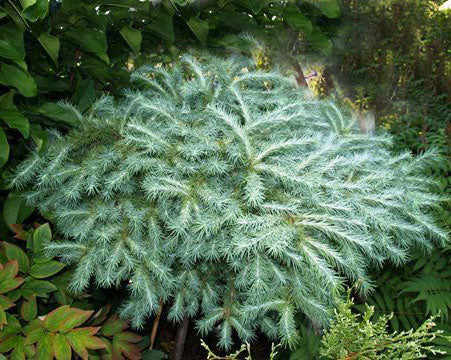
[11,54,447,348]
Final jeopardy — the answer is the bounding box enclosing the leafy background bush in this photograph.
[0,222,148,360]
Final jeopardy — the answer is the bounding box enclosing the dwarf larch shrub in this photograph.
[11,54,448,348]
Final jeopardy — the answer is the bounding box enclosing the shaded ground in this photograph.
[154,314,279,359]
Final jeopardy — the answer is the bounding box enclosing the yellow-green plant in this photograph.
[320,294,447,359]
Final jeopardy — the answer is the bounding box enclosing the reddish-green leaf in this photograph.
[10,336,26,360]
[36,333,54,360]
[66,328,104,360]
[66,327,105,360]
[113,332,143,360]
[20,295,37,321]
[44,305,93,332]
[0,294,15,310]
[114,331,143,343]
[2,241,30,273]
[53,333,71,360]
[0,335,17,352]
[101,315,128,337]
[23,319,45,345]
[0,314,21,340]
[10,224,30,241]
[0,261,25,294]
[0,306,6,330]
[70,326,101,337]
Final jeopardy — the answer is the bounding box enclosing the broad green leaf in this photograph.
[65,28,109,64]
[186,17,209,45]
[211,34,251,52]
[2,241,30,273]
[21,279,57,297]
[0,7,7,19]
[249,0,267,14]
[53,333,71,360]
[51,270,74,306]
[306,0,341,18]
[0,109,30,138]
[44,306,93,332]
[0,89,15,109]
[22,0,49,22]
[172,0,189,5]
[36,332,53,360]
[72,79,95,113]
[0,261,24,295]
[29,223,51,257]
[3,192,34,230]
[0,128,9,168]
[19,0,36,9]
[141,349,167,360]
[98,0,149,11]
[30,123,49,152]
[32,102,81,126]
[2,6,27,31]
[216,11,260,32]
[0,63,37,97]
[80,55,129,85]
[0,22,25,60]
[37,32,60,64]
[309,26,332,54]
[283,4,312,33]
[119,25,142,55]
[34,75,70,93]
[146,11,174,43]
[29,261,65,279]
[20,295,37,321]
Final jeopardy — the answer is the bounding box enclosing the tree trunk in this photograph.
[171,315,189,360]
[291,60,308,88]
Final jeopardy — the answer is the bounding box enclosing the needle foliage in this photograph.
[10,54,448,348]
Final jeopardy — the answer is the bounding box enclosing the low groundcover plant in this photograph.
[10,53,448,348]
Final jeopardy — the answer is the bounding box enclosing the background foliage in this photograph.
[0,0,341,177]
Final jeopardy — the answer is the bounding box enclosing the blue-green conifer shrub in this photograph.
[11,54,448,348]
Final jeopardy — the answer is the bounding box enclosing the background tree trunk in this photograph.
[171,315,190,360]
